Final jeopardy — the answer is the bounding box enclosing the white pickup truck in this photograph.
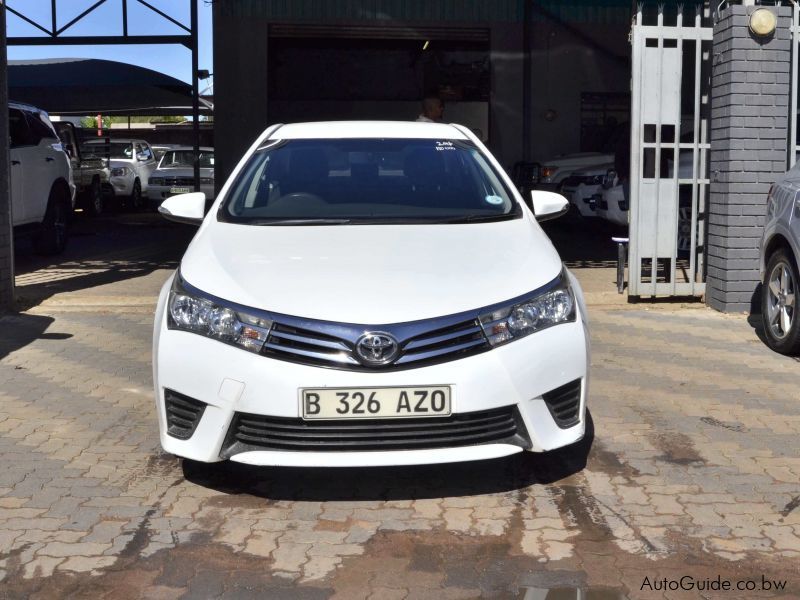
[9,101,75,254]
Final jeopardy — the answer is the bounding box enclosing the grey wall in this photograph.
[707,5,792,313]
[213,11,270,193]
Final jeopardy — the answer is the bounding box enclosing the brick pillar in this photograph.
[707,5,792,313]
[0,1,14,312]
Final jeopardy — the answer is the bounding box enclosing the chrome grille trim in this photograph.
[177,272,566,371]
[268,328,351,351]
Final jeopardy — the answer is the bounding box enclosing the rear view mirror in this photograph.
[530,190,569,222]
[159,192,206,226]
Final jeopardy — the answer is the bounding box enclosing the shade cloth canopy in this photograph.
[8,58,211,116]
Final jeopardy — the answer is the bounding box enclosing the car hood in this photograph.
[572,162,614,177]
[179,217,564,323]
[543,153,613,168]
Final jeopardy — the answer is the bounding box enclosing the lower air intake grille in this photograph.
[542,379,582,428]
[220,406,530,457]
[164,389,206,440]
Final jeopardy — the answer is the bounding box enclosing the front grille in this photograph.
[164,389,206,439]
[261,317,490,371]
[166,177,194,186]
[542,379,582,428]
[220,406,530,457]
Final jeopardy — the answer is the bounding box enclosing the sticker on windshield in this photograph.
[435,141,455,151]
[485,195,504,205]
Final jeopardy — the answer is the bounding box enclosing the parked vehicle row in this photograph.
[7,100,215,254]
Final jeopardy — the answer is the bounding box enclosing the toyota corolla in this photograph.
[154,121,590,467]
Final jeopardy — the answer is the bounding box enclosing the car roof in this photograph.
[159,146,214,152]
[9,100,43,112]
[85,138,151,144]
[269,121,469,140]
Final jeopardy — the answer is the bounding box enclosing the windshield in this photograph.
[84,142,133,160]
[219,138,519,225]
[159,150,214,169]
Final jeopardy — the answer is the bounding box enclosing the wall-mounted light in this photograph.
[749,8,777,37]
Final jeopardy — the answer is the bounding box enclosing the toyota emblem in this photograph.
[355,332,400,366]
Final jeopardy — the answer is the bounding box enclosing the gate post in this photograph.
[707,4,792,313]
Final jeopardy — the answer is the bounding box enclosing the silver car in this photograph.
[760,172,800,354]
[147,146,214,209]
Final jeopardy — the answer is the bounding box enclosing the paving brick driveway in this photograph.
[0,215,798,599]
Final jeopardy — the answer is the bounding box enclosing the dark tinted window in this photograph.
[9,109,33,147]
[220,138,518,225]
[25,111,58,144]
[159,150,214,169]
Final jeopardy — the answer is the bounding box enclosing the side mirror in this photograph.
[530,190,569,222]
[158,192,206,226]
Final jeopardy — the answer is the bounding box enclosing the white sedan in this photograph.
[153,121,590,468]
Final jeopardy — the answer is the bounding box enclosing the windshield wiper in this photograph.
[246,218,353,226]
[429,213,515,224]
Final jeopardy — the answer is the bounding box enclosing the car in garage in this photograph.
[153,121,590,468]
[560,162,613,217]
[147,147,215,209]
[9,101,75,254]
[760,171,800,354]
[84,138,158,210]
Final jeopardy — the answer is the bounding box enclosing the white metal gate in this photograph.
[629,5,712,297]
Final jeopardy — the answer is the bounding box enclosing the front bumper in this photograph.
[153,278,590,467]
[562,184,602,217]
[110,175,134,196]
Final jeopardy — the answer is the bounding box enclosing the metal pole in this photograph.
[191,0,200,194]
[0,0,15,311]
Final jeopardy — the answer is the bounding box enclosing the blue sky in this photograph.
[6,0,213,87]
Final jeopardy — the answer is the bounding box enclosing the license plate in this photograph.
[301,386,451,420]
[169,186,192,194]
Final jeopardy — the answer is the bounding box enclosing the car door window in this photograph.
[141,145,154,161]
[25,111,58,145]
[9,109,33,148]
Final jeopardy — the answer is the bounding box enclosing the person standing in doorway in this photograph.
[416,96,444,122]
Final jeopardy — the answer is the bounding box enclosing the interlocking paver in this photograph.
[2,221,800,597]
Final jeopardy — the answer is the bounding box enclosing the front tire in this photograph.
[761,249,800,354]
[84,178,104,217]
[34,188,70,255]
[129,179,143,212]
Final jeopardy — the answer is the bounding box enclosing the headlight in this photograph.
[111,167,130,177]
[200,177,214,185]
[479,274,575,347]
[167,276,272,353]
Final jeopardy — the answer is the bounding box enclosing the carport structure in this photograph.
[0,0,203,310]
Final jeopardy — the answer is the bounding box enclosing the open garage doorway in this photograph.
[267,26,490,142]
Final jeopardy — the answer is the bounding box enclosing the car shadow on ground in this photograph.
[12,213,194,311]
[0,313,64,361]
[181,413,595,501]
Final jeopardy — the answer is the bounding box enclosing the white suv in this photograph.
[84,138,158,210]
[9,102,75,254]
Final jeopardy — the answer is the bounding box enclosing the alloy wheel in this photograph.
[766,261,796,340]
